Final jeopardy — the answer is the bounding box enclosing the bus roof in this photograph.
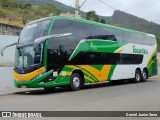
[27,16,155,37]
[27,17,53,25]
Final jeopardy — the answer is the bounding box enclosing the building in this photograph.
[60,12,82,18]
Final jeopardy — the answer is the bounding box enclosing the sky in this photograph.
[55,0,160,24]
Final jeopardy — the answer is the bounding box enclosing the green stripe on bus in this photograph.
[75,65,99,82]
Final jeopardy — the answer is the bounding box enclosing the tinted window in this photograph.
[68,52,143,65]
[87,35,117,41]
[51,20,123,47]
[48,37,74,71]
[52,19,156,46]
[121,31,156,46]
[39,20,51,37]
[51,20,89,47]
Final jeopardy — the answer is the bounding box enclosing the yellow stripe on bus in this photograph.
[78,65,112,82]
[84,76,95,83]
[147,49,157,67]
[14,67,46,81]
[59,71,72,76]
[116,49,124,53]
[65,65,97,82]
[147,57,157,68]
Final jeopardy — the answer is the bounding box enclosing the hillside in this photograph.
[19,0,86,16]
[19,0,160,37]
[0,0,61,26]
[106,10,160,36]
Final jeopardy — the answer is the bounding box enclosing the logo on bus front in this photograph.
[132,45,148,54]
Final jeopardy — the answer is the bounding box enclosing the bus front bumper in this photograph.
[14,70,70,88]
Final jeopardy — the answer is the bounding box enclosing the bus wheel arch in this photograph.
[70,70,84,91]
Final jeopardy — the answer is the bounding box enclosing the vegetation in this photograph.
[157,37,160,52]
[86,11,99,22]
[0,0,160,52]
[106,10,160,37]
[0,0,61,26]
[19,0,86,16]
[100,19,105,24]
[9,0,160,37]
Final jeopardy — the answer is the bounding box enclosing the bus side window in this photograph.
[88,53,96,64]
[86,35,117,41]
[109,35,117,41]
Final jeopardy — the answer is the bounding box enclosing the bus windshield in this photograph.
[15,44,43,69]
[19,20,51,44]
[15,19,51,69]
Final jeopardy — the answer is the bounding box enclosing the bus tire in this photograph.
[141,70,148,82]
[70,73,82,91]
[134,70,142,83]
[44,87,55,92]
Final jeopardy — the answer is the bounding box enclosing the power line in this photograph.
[79,0,87,9]
[97,0,117,10]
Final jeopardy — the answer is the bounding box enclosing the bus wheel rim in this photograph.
[73,76,80,88]
[136,73,140,81]
[143,72,147,80]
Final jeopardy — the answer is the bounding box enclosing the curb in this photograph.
[149,75,160,79]
[0,88,42,95]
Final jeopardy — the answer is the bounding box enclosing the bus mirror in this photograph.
[33,33,72,51]
[1,42,17,56]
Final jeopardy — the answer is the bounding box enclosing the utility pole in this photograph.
[75,0,80,18]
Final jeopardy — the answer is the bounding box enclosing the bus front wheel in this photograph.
[70,73,82,91]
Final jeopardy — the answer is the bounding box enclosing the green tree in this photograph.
[86,11,99,22]
[38,4,61,17]
[100,19,105,24]
[0,8,7,18]
[20,3,32,24]
[21,3,32,9]
[157,36,160,52]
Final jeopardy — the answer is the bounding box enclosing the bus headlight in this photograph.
[35,72,45,79]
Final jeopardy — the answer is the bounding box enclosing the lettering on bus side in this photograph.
[132,45,148,54]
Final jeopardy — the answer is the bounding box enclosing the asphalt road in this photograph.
[0,77,160,111]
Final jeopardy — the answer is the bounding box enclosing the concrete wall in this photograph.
[0,23,22,36]
[0,35,18,67]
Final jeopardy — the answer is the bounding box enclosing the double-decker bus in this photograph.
[1,16,158,91]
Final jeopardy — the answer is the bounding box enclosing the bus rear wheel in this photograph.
[141,70,148,82]
[134,70,142,83]
[70,73,82,91]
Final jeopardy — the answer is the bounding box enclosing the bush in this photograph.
[157,37,160,52]
[0,8,7,18]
